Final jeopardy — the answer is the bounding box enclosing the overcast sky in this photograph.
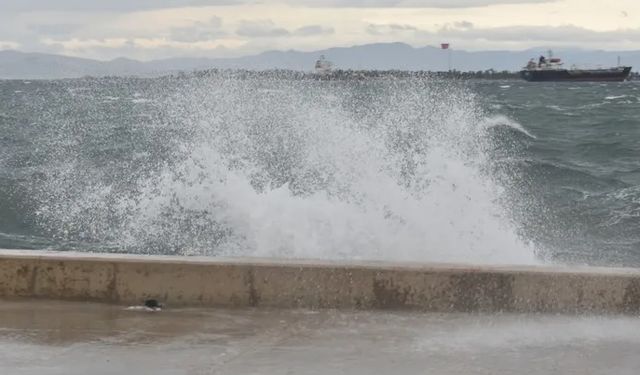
[1,0,639,60]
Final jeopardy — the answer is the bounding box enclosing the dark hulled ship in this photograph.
[520,53,632,82]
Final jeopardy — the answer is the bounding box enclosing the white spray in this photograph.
[36,76,539,265]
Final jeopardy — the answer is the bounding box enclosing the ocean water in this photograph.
[0,75,638,267]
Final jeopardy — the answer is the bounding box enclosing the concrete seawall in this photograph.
[1,250,640,313]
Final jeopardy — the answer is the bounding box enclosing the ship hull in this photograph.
[520,67,632,82]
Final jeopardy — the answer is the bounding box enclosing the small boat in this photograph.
[520,51,631,82]
[314,55,333,75]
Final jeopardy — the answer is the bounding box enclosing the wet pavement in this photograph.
[1,300,640,374]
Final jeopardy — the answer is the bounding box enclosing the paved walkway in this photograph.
[1,300,640,374]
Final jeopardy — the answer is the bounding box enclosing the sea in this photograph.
[1,74,639,267]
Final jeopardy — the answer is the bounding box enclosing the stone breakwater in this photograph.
[1,250,640,313]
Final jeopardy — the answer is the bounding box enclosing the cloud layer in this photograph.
[1,0,639,60]
[2,0,243,12]
[3,0,556,11]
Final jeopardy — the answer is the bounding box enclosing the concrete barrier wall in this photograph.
[1,250,640,313]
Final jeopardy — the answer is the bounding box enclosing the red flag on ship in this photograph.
[441,43,450,50]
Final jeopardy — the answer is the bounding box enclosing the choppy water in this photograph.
[1,75,639,267]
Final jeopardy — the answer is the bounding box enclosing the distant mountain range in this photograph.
[1,43,639,79]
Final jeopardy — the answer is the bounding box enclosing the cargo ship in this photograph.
[520,52,632,82]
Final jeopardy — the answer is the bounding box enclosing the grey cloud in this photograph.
[389,24,419,31]
[293,25,335,36]
[453,21,474,29]
[170,29,227,43]
[437,21,475,32]
[366,22,640,45]
[367,24,418,35]
[236,21,334,38]
[205,16,223,28]
[289,0,557,8]
[2,0,244,12]
[169,16,226,42]
[15,37,239,61]
[4,0,557,12]
[436,25,640,43]
[236,20,289,37]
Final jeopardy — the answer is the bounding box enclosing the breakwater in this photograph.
[1,250,639,313]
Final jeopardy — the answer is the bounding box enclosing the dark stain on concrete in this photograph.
[372,274,413,309]
[107,263,118,302]
[246,269,260,307]
[622,278,640,313]
[16,264,29,277]
[28,265,38,295]
[372,271,516,312]
[449,272,515,313]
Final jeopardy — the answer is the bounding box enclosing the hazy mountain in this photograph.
[1,43,639,79]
